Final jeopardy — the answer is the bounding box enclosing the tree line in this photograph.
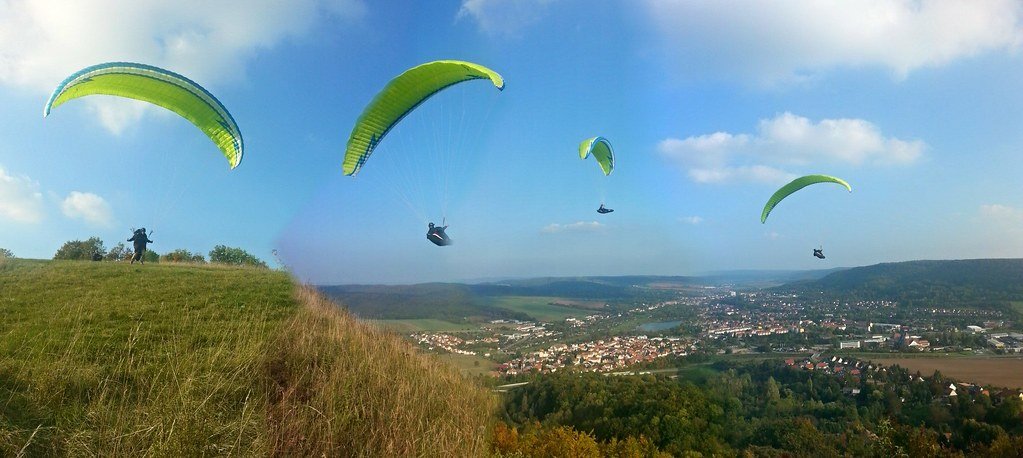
[495,360,1023,456]
[49,236,267,268]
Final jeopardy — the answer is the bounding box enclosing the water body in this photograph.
[638,320,682,332]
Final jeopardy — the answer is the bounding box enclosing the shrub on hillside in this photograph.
[105,243,133,262]
[0,248,13,259]
[161,249,206,264]
[209,245,267,268]
[142,250,160,263]
[54,237,106,260]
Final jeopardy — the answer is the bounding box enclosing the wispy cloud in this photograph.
[687,165,797,186]
[0,0,365,133]
[457,0,557,35]
[61,191,114,226]
[679,216,704,225]
[980,203,1023,221]
[643,0,1023,84]
[541,221,604,234]
[658,112,923,184]
[0,166,44,223]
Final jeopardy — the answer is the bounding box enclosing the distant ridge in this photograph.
[779,258,1023,312]
[318,277,690,320]
[699,268,844,286]
[317,273,836,320]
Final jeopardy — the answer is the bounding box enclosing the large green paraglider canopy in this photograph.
[761,174,852,223]
[342,60,504,176]
[44,62,244,169]
[579,136,614,176]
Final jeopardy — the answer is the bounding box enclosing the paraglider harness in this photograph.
[427,222,452,246]
[597,204,614,214]
[813,247,825,259]
[129,228,154,264]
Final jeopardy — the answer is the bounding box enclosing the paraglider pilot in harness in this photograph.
[129,228,154,264]
[813,248,825,259]
[597,204,613,214]
[427,222,452,246]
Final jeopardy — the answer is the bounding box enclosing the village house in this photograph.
[907,339,930,350]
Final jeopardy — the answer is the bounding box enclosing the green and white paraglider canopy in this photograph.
[342,60,504,177]
[579,136,614,176]
[44,62,244,169]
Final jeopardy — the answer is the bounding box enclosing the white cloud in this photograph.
[980,203,1023,221]
[0,166,44,223]
[457,0,556,35]
[688,165,796,185]
[541,221,604,234]
[0,0,364,132]
[643,0,1023,84]
[658,113,923,184]
[61,191,113,226]
[679,216,703,225]
[755,114,924,165]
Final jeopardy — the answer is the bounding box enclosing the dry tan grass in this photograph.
[266,286,494,457]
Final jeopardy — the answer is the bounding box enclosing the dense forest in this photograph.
[495,360,1023,456]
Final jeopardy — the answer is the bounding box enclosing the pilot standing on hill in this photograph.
[128,228,154,264]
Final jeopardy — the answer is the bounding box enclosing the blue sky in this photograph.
[2,0,1023,284]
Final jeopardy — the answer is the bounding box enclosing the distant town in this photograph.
[400,288,1021,377]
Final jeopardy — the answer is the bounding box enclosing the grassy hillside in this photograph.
[0,259,491,456]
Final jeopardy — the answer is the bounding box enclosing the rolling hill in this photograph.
[780,258,1023,314]
[318,272,843,321]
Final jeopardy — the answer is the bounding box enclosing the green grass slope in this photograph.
[0,259,491,456]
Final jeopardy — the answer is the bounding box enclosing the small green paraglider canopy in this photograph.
[761,174,851,223]
[579,137,614,176]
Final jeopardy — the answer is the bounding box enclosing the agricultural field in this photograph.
[868,356,1023,389]
[548,299,607,310]
[672,364,722,384]
[369,318,479,333]
[483,296,593,321]
[437,353,498,376]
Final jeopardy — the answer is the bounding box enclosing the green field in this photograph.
[0,259,295,455]
[369,318,479,333]
[682,364,723,380]
[484,296,592,321]
[437,353,498,376]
